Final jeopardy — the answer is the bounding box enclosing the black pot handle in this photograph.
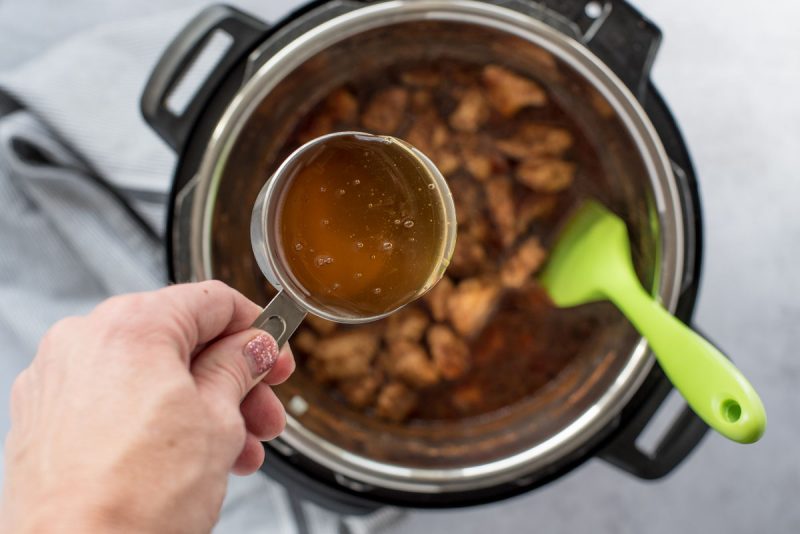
[599,331,721,479]
[140,4,268,152]
[537,0,662,100]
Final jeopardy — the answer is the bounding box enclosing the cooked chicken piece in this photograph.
[297,114,334,144]
[361,86,409,133]
[516,193,558,235]
[400,67,443,88]
[446,278,502,336]
[309,329,380,381]
[458,134,508,182]
[449,176,483,225]
[411,89,435,113]
[496,123,573,160]
[385,307,430,343]
[325,88,359,123]
[293,328,318,354]
[387,341,440,388]
[500,237,547,289]
[448,231,488,278]
[427,324,470,380]
[339,371,383,409]
[305,314,337,335]
[404,109,459,175]
[376,381,418,422]
[424,277,454,322]
[485,176,516,247]
[451,383,484,413]
[588,87,615,118]
[482,65,547,117]
[516,158,576,193]
[406,111,446,154]
[449,86,489,132]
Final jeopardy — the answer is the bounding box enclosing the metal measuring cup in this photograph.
[250,132,457,346]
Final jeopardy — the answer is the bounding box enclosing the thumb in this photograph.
[191,329,280,404]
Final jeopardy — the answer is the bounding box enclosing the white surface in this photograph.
[1,0,798,532]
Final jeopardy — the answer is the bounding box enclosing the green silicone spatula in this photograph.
[539,200,766,443]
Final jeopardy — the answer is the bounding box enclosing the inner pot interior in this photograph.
[208,18,660,469]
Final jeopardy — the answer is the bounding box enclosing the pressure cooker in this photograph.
[141,0,708,512]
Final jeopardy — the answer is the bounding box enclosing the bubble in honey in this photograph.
[373,288,382,294]
[294,242,303,251]
[427,183,435,190]
[354,272,363,279]
[368,203,374,208]
[321,219,330,226]
[403,220,414,228]
[370,254,377,260]
[320,186,327,192]
[382,242,393,251]
[356,241,364,249]
[314,255,334,267]
[394,219,401,225]
[332,282,340,290]
[353,179,361,185]
[337,189,346,196]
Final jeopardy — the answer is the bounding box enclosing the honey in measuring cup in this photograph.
[273,133,455,318]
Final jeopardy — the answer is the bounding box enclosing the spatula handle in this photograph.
[609,285,766,443]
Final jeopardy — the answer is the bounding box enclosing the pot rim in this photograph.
[189,0,685,493]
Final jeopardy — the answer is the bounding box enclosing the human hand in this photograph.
[0,281,294,534]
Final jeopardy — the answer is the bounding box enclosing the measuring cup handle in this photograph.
[252,290,307,347]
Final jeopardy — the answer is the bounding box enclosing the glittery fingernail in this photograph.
[243,334,279,378]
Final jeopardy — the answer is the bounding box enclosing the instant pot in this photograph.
[141,0,708,512]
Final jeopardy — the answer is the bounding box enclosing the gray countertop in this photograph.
[1,0,798,532]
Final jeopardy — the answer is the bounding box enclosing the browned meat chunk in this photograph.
[427,325,470,380]
[325,87,359,123]
[339,371,383,409]
[448,231,488,278]
[400,67,443,88]
[424,277,454,322]
[293,328,317,354]
[516,158,576,193]
[482,65,547,117]
[305,314,337,336]
[458,134,508,182]
[297,114,334,144]
[361,87,408,133]
[411,89,435,112]
[496,123,573,160]
[449,176,483,225]
[405,111,447,155]
[376,381,418,422]
[404,110,459,176]
[485,176,516,247]
[449,87,489,132]
[500,237,547,289]
[385,307,430,343]
[451,383,484,413]
[309,329,380,381]
[387,341,440,388]
[516,193,558,235]
[433,149,461,177]
[446,278,502,336]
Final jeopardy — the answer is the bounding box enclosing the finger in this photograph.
[231,433,266,475]
[159,281,263,354]
[262,344,295,386]
[241,382,286,440]
[192,329,280,404]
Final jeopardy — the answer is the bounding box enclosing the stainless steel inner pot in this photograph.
[180,0,684,494]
